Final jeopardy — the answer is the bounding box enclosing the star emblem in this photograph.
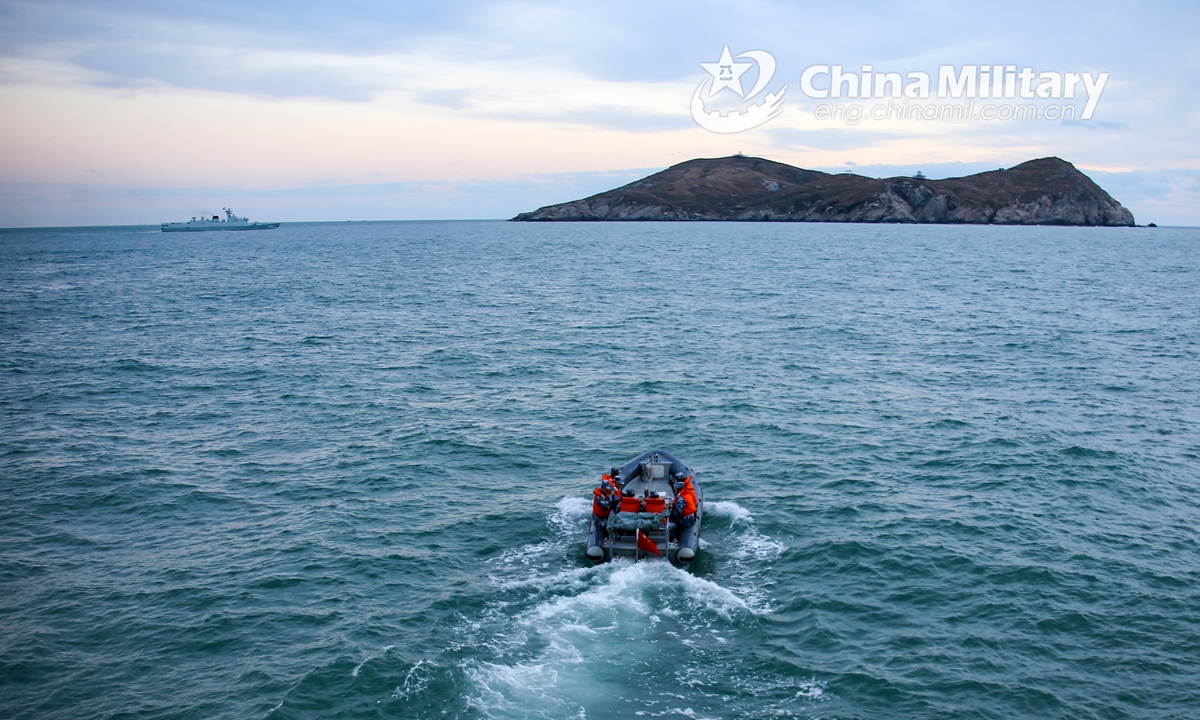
[699,45,754,99]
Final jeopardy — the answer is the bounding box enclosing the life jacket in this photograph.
[592,487,613,518]
[678,491,697,516]
[681,478,697,499]
[619,496,643,513]
[644,496,666,513]
[679,478,698,515]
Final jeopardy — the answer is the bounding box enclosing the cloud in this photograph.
[1086,168,1200,226]
[8,0,1195,102]
[1,0,1199,223]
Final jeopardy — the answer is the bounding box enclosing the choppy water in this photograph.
[2,220,1199,719]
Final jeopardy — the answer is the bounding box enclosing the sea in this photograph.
[1,220,1198,720]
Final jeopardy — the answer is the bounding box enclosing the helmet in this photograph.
[673,482,684,491]
[610,467,620,477]
[649,490,659,498]
[674,472,686,482]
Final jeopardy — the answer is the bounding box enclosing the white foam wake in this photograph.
[703,500,785,612]
[391,659,433,700]
[705,500,753,524]
[462,561,762,718]
[728,526,785,562]
[548,495,591,536]
[489,495,592,575]
[795,678,827,699]
[458,494,806,717]
[529,559,751,624]
[351,644,394,677]
[703,500,783,561]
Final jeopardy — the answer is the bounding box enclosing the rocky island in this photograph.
[512,155,1134,226]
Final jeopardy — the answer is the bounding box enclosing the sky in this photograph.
[1,0,1198,226]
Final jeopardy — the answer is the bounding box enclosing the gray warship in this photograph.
[162,207,279,232]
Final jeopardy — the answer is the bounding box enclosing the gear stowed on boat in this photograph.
[161,207,280,232]
[586,450,704,564]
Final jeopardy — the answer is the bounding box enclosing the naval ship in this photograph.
[161,208,279,232]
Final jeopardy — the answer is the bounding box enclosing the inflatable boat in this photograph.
[586,450,704,564]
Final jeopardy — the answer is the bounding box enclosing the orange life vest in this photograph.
[619,496,643,513]
[678,491,697,516]
[644,496,666,513]
[592,487,613,518]
[680,479,698,515]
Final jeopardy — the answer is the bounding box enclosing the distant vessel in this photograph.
[161,208,279,232]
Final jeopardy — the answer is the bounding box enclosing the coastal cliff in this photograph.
[512,156,1134,226]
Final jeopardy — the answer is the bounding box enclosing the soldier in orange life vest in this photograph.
[676,484,697,515]
[592,480,616,541]
[670,475,698,540]
[593,480,616,517]
[677,473,698,504]
[599,471,626,493]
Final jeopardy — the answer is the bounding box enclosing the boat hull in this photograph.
[161,223,280,232]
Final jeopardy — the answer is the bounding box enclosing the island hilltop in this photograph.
[513,155,1134,226]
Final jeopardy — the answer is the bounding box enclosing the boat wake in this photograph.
[703,500,785,612]
[464,560,759,718]
[704,500,753,524]
[548,495,592,537]
[391,658,433,700]
[451,495,800,717]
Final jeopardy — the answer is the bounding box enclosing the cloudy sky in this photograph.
[1,0,1197,226]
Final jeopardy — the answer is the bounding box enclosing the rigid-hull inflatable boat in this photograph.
[586,450,703,564]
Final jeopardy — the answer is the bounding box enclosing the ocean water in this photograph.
[1,220,1198,720]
